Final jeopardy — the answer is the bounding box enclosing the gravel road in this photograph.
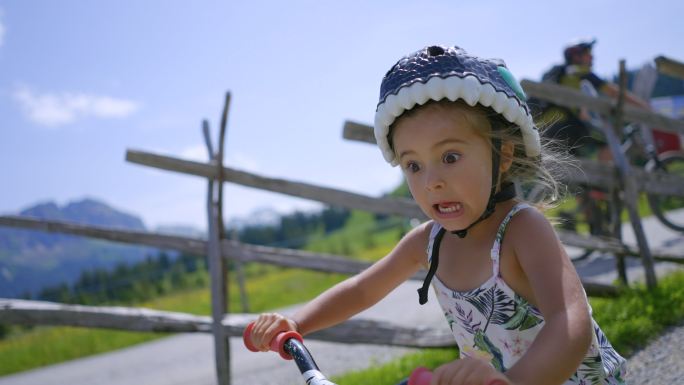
[625,323,684,384]
[1,212,682,385]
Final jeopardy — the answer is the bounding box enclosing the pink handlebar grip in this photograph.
[408,367,507,385]
[242,322,303,360]
[408,366,432,385]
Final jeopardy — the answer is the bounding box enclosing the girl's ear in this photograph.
[499,141,515,173]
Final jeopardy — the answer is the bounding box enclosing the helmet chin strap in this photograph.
[451,181,517,238]
[417,137,517,305]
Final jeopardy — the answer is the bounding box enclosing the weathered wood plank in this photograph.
[0,218,625,297]
[0,215,377,274]
[126,150,425,219]
[2,214,682,270]
[0,299,455,347]
[2,215,683,268]
[609,61,656,288]
[521,80,684,136]
[208,174,230,385]
[0,215,206,255]
[0,299,213,332]
[342,121,684,196]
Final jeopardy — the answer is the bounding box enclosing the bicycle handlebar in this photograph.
[243,321,304,360]
[243,322,506,385]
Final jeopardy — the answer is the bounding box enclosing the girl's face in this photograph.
[392,103,494,232]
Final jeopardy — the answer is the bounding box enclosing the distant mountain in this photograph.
[0,198,159,298]
[226,207,283,229]
[154,224,206,239]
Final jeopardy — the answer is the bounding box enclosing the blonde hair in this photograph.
[389,99,572,210]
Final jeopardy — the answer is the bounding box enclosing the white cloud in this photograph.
[13,86,140,127]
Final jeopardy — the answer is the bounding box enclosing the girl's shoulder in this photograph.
[401,219,434,246]
[392,220,435,264]
[506,204,553,234]
[505,205,562,256]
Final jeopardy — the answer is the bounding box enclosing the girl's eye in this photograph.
[443,152,461,164]
[405,161,420,173]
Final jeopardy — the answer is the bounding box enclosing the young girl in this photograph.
[249,45,626,385]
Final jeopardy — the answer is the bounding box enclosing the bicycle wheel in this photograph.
[646,150,684,232]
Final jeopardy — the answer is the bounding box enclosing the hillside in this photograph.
[0,199,158,298]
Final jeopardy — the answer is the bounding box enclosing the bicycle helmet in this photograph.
[563,38,596,64]
[373,45,540,304]
[374,45,540,166]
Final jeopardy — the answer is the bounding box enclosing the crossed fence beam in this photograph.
[4,215,658,295]
[0,299,455,348]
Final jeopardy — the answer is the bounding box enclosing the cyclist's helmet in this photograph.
[374,45,540,167]
[563,38,596,64]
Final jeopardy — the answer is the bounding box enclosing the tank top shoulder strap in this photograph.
[491,203,532,274]
[426,221,443,264]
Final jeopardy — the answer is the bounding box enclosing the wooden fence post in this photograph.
[204,92,233,384]
[609,189,628,285]
[606,60,658,288]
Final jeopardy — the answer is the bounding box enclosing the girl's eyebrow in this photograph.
[397,138,468,161]
[434,138,468,148]
[397,149,415,162]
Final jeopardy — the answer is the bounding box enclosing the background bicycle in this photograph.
[536,74,684,261]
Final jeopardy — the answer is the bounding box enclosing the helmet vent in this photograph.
[427,46,445,57]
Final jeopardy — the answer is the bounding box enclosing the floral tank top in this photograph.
[428,203,627,384]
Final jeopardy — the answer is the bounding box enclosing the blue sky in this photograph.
[1,0,682,231]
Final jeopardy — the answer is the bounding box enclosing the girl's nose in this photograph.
[425,170,446,191]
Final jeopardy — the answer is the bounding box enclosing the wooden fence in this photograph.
[2,59,684,384]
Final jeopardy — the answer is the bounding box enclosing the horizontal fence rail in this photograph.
[0,299,456,348]
[10,215,681,296]
[342,121,684,196]
[520,79,684,136]
[0,216,391,279]
[126,150,425,219]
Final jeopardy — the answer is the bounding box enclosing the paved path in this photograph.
[0,282,447,385]
[1,212,682,385]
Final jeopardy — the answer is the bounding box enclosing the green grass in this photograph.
[305,210,406,260]
[332,348,458,385]
[0,327,162,375]
[590,270,684,356]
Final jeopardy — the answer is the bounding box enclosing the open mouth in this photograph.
[434,202,463,215]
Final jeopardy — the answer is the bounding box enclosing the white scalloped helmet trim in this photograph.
[374,75,541,167]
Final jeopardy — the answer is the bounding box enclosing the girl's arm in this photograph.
[502,208,593,385]
[249,221,430,350]
[293,222,429,335]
